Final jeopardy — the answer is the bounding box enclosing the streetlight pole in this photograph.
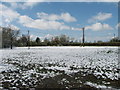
[28,30,30,49]
[10,28,13,49]
[70,26,85,47]
[82,27,85,47]
[10,35,13,49]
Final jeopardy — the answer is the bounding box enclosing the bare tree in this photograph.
[2,26,19,48]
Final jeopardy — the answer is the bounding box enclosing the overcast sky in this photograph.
[0,1,119,42]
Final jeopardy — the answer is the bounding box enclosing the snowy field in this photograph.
[0,46,120,89]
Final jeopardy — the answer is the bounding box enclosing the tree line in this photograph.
[1,26,120,48]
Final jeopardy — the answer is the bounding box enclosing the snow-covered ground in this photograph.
[0,46,119,89]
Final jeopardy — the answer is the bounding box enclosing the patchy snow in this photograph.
[0,46,119,88]
[0,64,15,72]
[1,46,119,79]
[86,82,112,88]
